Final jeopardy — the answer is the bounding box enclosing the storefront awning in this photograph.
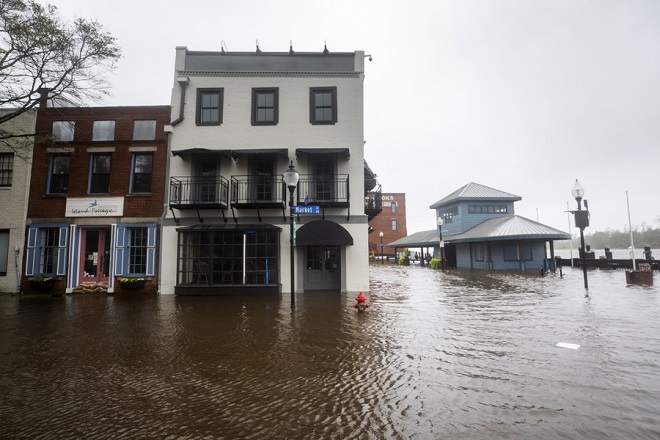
[230,149,289,160]
[296,220,353,245]
[176,223,281,232]
[296,148,350,159]
[171,148,232,158]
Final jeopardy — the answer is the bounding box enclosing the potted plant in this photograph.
[118,277,146,290]
[29,276,55,290]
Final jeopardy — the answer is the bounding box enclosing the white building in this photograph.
[161,46,373,295]
[0,109,36,293]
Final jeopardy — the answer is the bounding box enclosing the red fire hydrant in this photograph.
[353,292,370,312]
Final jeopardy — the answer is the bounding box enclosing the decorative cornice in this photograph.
[178,70,360,78]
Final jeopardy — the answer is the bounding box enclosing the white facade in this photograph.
[0,109,36,293]
[161,47,370,295]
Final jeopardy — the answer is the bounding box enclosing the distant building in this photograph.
[386,182,570,271]
[24,106,171,294]
[368,193,407,258]
[0,109,36,293]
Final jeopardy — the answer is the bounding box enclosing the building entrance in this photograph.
[304,245,341,291]
[80,228,111,283]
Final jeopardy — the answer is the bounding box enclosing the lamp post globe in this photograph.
[437,217,444,271]
[282,161,299,308]
[571,179,585,210]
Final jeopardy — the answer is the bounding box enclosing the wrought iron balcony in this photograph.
[230,176,287,209]
[296,174,349,207]
[365,184,382,220]
[169,176,229,210]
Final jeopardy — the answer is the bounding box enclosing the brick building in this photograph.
[368,193,407,259]
[25,106,170,294]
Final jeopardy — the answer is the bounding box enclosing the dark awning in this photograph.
[230,149,289,160]
[296,148,350,159]
[176,223,281,232]
[296,220,353,245]
[172,148,232,158]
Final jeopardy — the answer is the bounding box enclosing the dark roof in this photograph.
[430,182,521,209]
[386,215,569,248]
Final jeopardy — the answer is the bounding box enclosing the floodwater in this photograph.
[1,265,659,439]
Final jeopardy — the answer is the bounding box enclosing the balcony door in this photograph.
[313,155,335,202]
[249,155,275,202]
[193,156,219,203]
[80,228,111,283]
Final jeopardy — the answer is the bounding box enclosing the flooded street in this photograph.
[1,265,659,439]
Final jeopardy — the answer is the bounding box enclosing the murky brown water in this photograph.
[1,265,659,439]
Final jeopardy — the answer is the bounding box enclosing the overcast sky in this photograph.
[50,0,660,237]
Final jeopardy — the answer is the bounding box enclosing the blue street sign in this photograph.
[293,205,320,215]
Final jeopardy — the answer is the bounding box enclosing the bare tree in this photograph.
[0,0,121,136]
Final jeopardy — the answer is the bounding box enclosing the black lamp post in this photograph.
[571,179,589,290]
[437,216,445,271]
[379,231,384,265]
[282,161,299,308]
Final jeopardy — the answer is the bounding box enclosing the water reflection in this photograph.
[1,266,659,439]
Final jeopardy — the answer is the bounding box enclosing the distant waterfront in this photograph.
[553,248,658,260]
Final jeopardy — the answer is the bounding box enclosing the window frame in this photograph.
[391,219,397,231]
[196,88,224,126]
[128,227,148,274]
[0,229,8,276]
[130,153,153,194]
[132,120,157,140]
[52,121,75,142]
[0,153,14,187]
[309,87,338,125]
[92,120,115,141]
[88,153,112,194]
[47,154,71,194]
[252,88,279,125]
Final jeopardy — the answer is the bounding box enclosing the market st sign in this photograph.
[65,197,124,217]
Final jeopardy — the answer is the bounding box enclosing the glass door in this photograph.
[80,228,111,283]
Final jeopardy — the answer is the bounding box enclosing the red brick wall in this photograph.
[29,106,171,219]
[368,193,407,257]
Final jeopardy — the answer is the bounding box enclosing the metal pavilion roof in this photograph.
[385,215,570,248]
[430,182,521,209]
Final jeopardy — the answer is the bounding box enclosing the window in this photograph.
[133,120,156,140]
[25,226,67,276]
[0,153,13,187]
[391,220,397,231]
[39,228,60,274]
[469,205,508,214]
[522,245,533,261]
[310,87,337,124]
[130,153,153,193]
[391,202,397,213]
[196,89,223,125]
[92,121,115,141]
[176,229,279,286]
[129,228,148,274]
[52,121,75,142]
[89,154,111,193]
[0,230,8,276]
[503,245,518,261]
[252,88,278,125]
[115,224,156,277]
[474,245,485,262]
[439,207,458,223]
[48,154,71,194]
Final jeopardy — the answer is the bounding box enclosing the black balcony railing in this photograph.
[230,176,287,208]
[170,176,229,209]
[296,174,349,207]
[365,184,382,220]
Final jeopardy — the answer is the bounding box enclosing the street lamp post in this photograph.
[571,179,589,290]
[437,217,444,271]
[282,161,300,308]
[379,231,384,265]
